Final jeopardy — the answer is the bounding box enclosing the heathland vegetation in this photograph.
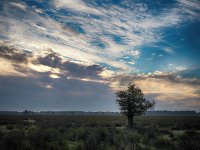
[0,115,200,150]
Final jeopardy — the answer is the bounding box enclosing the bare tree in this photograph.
[116,83,154,128]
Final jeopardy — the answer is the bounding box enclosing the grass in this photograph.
[0,115,200,150]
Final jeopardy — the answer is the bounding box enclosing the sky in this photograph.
[0,0,200,112]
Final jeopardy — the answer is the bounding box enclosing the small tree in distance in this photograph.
[116,83,155,129]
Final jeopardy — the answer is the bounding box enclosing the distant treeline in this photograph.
[146,110,199,116]
[0,110,199,116]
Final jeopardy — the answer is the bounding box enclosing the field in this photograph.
[0,115,200,150]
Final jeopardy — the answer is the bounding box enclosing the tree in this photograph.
[116,83,154,128]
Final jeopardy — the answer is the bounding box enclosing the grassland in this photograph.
[0,115,200,150]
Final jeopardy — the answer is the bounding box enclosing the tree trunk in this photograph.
[127,115,134,129]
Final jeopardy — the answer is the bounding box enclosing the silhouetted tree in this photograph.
[116,83,154,128]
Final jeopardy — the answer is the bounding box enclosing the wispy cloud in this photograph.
[53,0,101,14]
[163,48,175,55]
[9,2,27,10]
[178,0,200,21]
[1,0,197,73]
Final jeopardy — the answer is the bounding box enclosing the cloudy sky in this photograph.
[0,0,200,111]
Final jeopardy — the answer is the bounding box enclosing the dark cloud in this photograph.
[37,50,103,78]
[37,50,62,68]
[0,45,104,79]
[0,45,32,63]
[62,62,103,78]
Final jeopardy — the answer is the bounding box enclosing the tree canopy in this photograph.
[116,83,154,128]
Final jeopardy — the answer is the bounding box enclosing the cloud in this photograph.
[9,2,27,10]
[49,74,60,79]
[0,58,27,77]
[178,0,200,21]
[168,64,186,71]
[0,45,31,63]
[163,47,175,55]
[0,45,106,82]
[0,3,130,71]
[109,71,200,88]
[37,50,62,68]
[53,0,101,14]
[131,50,141,57]
[1,0,198,73]
[36,50,104,79]
[108,71,200,111]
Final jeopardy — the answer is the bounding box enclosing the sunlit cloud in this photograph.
[108,71,200,110]
[38,82,53,89]
[49,74,60,79]
[131,50,141,57]
[0,58,27,77]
